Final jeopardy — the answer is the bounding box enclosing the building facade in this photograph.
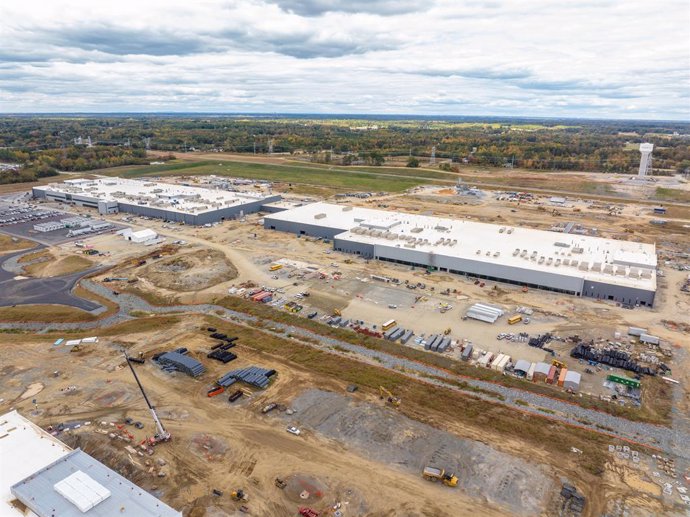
[264,202,657,306]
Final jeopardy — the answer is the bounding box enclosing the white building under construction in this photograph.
[33,177,281,225]
[264,202,657,306]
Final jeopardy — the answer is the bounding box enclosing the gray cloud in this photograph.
[38,26,209,56]
[0,0,688,119]
[267,0,425,16]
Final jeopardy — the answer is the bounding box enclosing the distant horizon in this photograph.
[1,112,689,124]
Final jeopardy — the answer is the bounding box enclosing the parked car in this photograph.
[286,426,301,436]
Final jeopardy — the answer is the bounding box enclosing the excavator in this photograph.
[379,386,401,407]
[124,352,171,446]
[231,489,249,502]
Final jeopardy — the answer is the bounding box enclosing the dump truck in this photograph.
[422,466,458,487]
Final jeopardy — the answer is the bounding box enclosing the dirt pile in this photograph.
[142,249,237,291]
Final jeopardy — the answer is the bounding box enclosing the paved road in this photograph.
[1,279,688,461]
[0,248,103,311]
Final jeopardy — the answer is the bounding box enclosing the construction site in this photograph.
[1,166,689,517]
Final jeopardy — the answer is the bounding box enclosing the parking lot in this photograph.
[0,201,124,245]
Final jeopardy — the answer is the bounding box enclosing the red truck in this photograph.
[299,509,319,517]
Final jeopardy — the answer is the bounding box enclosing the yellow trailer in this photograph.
[508,315,523,325]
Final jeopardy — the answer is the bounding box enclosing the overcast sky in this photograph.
[1,0,689,119]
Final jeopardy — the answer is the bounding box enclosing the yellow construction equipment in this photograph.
[379,386,401,407]
[422,466,458,487]
[231,489,248,502]
[552,359,567,369]
[443,327,451,335]
[269,264,283,271]
[333,308,342,317]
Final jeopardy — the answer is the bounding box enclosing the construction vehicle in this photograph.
[443,327,451,335]
[333,308,342,317]
[508,315,523,325]
[299,509,319,517]
[552,359,567,369]
[231,489,248,502]
[379,386,401,407]
[422,466,458,487]
[274,478,287,489]
[124,352,171,445]
[269,264,283,271]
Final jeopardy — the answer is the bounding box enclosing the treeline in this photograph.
[0,145,148,172]
[0,166,58,185]
[1,116,689,174]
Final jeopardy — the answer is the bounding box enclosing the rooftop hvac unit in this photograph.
[476,249,481,255]
[513,249,520,256]
[555,259,561,266]
[485,251,491,256]
[538,256,545,264]
[562,259,570,266]
[493,252,500,257]
[411,227,423,233]
[554,241,570,248]
[547,257,553,265]
[507,228,514,234]
[342,206,353,211]
[314,213,327,219]
[571,260,578,267]
[499,227,505,233]
[578,261,590,271]
[572,247,584,254]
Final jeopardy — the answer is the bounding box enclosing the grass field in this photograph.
[0,234,35,253]
[100,160,451,192]
[214,295,670,424]
[655,187,690,203]
[24,255,94,277]
[205,315,634,477]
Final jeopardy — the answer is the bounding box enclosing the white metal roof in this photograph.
[267,202,657,291]
[0,411,72,514]
[54,471,111,512]
[11,450,182,517]
[34,178,271,216]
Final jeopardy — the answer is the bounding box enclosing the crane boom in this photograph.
[124,352,171,442]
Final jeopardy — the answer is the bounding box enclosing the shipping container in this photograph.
[269,264,283,271]
[461,344,473,361]
[498,355,511,372]
[557,368,568,387]
[546,366,557,384]
[491,354,506,370]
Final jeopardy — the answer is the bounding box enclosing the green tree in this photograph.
[406,156,420,168]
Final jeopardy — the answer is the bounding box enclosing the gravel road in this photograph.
[1,280,688,460]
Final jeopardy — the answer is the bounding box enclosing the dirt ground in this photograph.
[3,172,689,516]
[140,248,237,292]
[33,180,690,414]
[0,318,533,517]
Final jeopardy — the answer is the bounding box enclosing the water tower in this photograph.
[638,143,653,177]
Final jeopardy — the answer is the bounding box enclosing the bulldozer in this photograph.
[274,478,287,489]
[422,466,458,487]
[443,327,451,335]
[379,386,401,407]
[231,489,249,502]
[333,308,342,317]
[552,359,567,369]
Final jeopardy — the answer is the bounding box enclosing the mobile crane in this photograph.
[124,352,171,445]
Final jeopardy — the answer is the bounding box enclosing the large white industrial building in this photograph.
[33,178,281,225]
[0,410,181,517]
[264,202,657,306]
